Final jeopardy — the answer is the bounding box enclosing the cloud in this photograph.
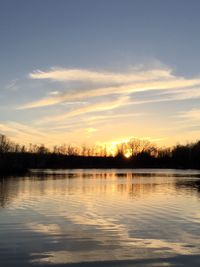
[130,87,200,105]
[47,112,145,131]
[19,67,200,110]
[0,121,88,146]
[169,108,200,135]
[5,79,19,91]
[29,67,172,83]
[49,91,60,95]
[0,122,49,145]
[8,65,200,147]
[37,96,131,124]
[178,108,200,121]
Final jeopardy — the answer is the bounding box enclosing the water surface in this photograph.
[1,169,200,266]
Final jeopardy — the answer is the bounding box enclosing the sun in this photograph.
[124,151,132,158]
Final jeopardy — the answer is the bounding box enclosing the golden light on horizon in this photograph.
[124,151,132,158]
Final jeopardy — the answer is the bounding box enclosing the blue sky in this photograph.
[1,0,200,148]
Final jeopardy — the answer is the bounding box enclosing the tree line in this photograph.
[0,134,200,174]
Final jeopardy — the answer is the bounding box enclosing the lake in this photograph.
[0,169,200,267]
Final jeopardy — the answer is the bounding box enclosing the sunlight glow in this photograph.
[124,151,132,158]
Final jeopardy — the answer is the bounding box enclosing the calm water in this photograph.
[1,169,200,267]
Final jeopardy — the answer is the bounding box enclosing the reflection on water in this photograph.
[0,169,200,267]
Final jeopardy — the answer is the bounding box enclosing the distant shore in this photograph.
[1,134,200,175]
[0,153,200,176]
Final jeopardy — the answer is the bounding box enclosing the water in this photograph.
[1,169,200,267]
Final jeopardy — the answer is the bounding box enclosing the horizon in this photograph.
[2,133,200,159]
[1,0,200,148]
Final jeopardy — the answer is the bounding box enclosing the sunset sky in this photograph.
[1,0,200,148]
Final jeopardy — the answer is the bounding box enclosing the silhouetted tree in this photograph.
[1,133,200,173]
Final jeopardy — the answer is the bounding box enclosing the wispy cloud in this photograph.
[0,122,48,144]
[29,67,172,83]
[37,96,131,124]
[5,65,200,147]
[178,108,200,121]
[131,87,200,105]
[46,112,145,132]
[19,67,200,110]
[5,79,19,91]
[0,121,90,146]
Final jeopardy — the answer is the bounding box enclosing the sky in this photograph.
[1,0,200,149]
